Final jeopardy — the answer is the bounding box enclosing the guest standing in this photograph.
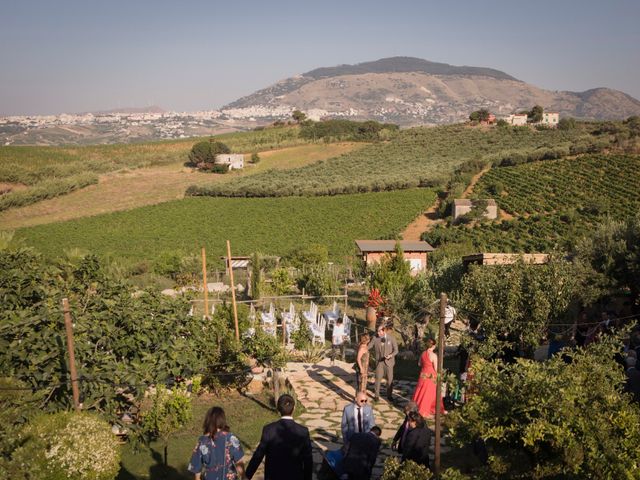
[245,394,313,480]
[331,316,347,365]
[391,401,418,454]
[412,338,445,417]
[188,407,245,480]
[342,426,382,480]
[355,334,370,393]
[370,325,398,401]
[401,411,432,469]
[341,391,375,444]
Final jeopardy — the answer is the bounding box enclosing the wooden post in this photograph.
[62,298,81,411]
[201,247,209,318]
[434,292,447,474]
[344,284,348,312]
[227,240,240,342]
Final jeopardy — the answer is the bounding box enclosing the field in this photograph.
[424,154,640,252]
[0,126,306,211]
[0,143,363,229]
[15,188,436,264]
[188,123,604,197]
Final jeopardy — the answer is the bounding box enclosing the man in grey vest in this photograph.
[370,324,398,401]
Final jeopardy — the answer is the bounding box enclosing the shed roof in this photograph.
[355,240,434,253]
[453,198,497,206]
[462,253,549,266]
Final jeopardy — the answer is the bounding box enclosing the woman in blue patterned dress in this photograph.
[188,406,245,480]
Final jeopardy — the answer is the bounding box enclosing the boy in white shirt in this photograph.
[331,317,347,365]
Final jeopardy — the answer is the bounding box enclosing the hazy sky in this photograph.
[1,0,639,115]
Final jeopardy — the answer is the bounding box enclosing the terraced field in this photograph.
[424,154,640,252]
[15,188,436,264]
[188,124,603,197]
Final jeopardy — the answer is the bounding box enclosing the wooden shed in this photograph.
[355,240,434,275]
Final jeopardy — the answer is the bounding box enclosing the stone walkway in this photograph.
[286,358,449,479]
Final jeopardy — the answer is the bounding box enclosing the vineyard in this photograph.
[187,123,607,198]
[15,188,436,264]
[425,154,640,252]
[0,126,306,211]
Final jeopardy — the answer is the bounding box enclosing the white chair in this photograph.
[303,302,318,324]
[310,314,326,345]
[324,301,340,329]
[261,303,276,336]
[281,302,296,324]
[342,313,352,340]
[188,305,194,317]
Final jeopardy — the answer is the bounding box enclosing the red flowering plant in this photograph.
[366,288,387,317]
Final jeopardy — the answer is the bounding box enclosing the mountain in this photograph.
[222,57,640,125]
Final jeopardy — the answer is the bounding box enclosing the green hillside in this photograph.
[0,126,303,211]
[15,188,435,265]
[424,154,640,252]
[188,123,607,198]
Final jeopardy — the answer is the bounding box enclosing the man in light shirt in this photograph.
[341,391,375,444]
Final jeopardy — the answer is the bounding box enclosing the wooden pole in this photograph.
[434,292,447,474]
[227,240,240,342]
[62,298,81,411]
[201,247,209,318]
[344,284,348,312]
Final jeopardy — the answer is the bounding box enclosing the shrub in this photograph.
[449,336,640,478]
[291,321,313,350]
[12,411,121,480]
[381,457,432,480]
[250,152,260,164]
[140,385,192,461]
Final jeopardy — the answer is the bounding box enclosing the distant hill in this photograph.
[222,57,640,125]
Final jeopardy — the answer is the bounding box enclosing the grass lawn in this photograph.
[118,391,279,480]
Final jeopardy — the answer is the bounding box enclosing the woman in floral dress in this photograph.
[189,407,245,480]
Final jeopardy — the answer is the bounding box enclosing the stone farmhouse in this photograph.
[214,154,244,170]
[355,240,434,275]
[541,112,559,126]
[453,199,498,220]
[504,113,528,126]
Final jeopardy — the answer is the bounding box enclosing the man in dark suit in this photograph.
[245,394,313,480]
[342,426,382,480]
[341,391,376,444]
[391,401,418,453]
[401,411,432,469]
[369,324,398,401]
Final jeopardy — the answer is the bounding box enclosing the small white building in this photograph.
[214,154,244,170]
[453,199,498,220]
[541,112,559,126]
[504,114,528,126]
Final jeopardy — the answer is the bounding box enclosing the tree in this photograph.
[186,140,230,168]
[448,335,640,478]
[469,109,491,122]
[459,256,580,359]
[557,117,577,131]
[528,105,544,123]
[573,215,640,307]
[291,110,307,123]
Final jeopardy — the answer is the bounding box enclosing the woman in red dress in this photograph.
[412,338,445,417]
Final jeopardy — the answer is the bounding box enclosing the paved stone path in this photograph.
[286,358,450,479]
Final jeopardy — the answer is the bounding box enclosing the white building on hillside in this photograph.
[504,114,528,126]
[214,154,244,170]
[541,112,559,126]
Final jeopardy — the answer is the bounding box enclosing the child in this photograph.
[331,317,347,365]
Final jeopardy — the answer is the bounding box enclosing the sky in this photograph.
[1,0,639,116]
